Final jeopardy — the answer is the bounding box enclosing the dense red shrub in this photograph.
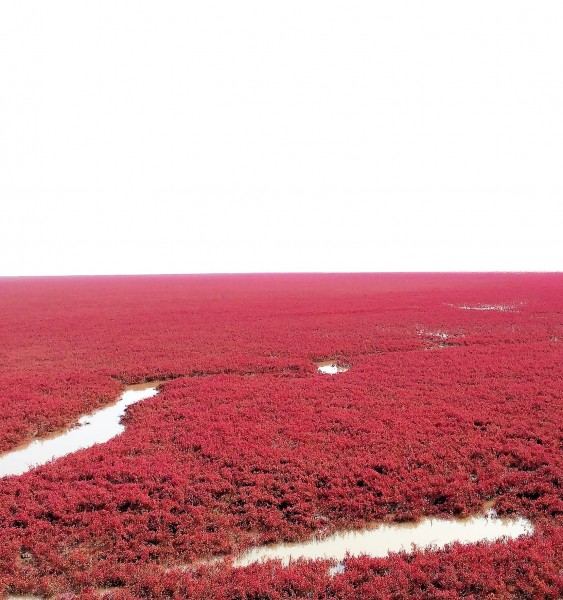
[0,273,561,597]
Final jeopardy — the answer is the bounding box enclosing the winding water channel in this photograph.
[0,378,534,575]
[0,382,160,478]
[232,508,533,569]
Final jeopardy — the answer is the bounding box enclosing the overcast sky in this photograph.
[1,1,562,276]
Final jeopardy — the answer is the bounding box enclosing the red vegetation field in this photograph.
[0,273,561,598]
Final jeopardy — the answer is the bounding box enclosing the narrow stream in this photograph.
[1,377,535,589]
[0,382,161,478]
[232,509,533,568]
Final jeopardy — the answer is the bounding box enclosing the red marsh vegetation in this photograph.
[0,273,561,598]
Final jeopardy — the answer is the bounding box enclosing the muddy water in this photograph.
[232,510,533,568]
[0,382,162,478]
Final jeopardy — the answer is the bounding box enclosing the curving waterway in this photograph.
[0,382,161,478]
[0,378,534,582]
[232,509,533,569]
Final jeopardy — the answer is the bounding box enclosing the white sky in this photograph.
[1,1,562,275]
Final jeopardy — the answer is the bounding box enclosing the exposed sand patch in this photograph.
[315,360,350,374]
[446,302,524,312]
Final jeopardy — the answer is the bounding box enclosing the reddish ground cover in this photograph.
[0,273,561,598]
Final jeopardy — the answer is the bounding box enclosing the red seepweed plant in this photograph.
[0,273,561,597]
